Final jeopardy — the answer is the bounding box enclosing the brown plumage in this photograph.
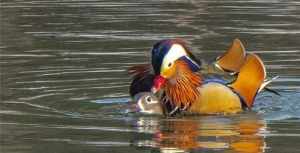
[128,64,177,113]
[128,64,152,79]
[128,64,154,97]
[164,60,202,108]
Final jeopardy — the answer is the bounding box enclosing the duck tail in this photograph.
[230,53,266,108]
[259,76,280,96]
[258,76,279,92]
[215,38,247,73]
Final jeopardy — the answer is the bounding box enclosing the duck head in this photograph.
[151,39,201,93]
[151,39,201,75]
[134,92,163,115]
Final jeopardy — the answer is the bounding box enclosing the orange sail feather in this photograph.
[216,39,247,72]
[230,53,266,108]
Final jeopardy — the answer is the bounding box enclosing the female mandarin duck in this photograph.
[129,39,270,115]
[133,92,164,115]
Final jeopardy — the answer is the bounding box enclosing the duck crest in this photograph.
[165,60,202,108]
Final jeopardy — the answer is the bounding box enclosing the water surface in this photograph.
[1,0,300,153]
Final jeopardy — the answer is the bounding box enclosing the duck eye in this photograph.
[168,62,172,67]
[145,96,152,103]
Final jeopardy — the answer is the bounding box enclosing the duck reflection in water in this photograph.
[134,114,266,153]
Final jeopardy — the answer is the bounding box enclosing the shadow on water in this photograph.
[1,0,300,153]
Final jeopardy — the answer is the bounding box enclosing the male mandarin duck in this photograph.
[129,38,244,97]
[129,38,272,115]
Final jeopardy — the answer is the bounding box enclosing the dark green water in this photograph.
[1,0,300,153]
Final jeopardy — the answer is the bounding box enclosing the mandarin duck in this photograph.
[133,92,164,115]
[129,39,247,97]
[129,39,274,115]
[134,54,267,115]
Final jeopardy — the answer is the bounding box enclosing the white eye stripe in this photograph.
[137,100,145,111]
[162,44,187,70]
